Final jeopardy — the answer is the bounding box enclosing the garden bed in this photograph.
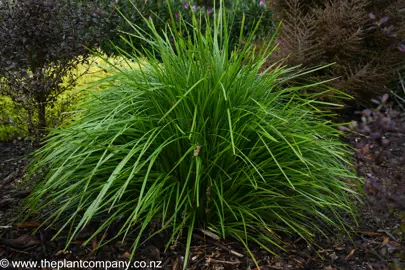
[1,0,404,269]
[0,105,404,270]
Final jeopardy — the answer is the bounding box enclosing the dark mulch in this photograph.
[0,139,34,226]
[1,105,405,270]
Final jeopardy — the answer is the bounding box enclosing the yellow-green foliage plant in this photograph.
[25,1,359,268]
[69,55,138,92]
[0,56,125,141]
[0,95,22,141]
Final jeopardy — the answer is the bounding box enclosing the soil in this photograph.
[0,109,405,270]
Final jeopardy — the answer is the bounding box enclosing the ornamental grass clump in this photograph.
[25,2,358,267]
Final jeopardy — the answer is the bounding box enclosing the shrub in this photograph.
[271,0,405,105]
[0,0,104,138]
[25,3,358,267]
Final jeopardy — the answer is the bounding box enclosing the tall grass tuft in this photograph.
[25,1,359,267]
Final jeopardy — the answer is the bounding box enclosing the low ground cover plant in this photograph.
[25,2,359,267]
[348,94,405,214]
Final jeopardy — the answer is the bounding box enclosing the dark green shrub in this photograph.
[25,3,359,268]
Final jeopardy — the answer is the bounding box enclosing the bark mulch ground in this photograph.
[1,104,404,270]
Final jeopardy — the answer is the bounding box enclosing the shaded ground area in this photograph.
[0,139,34,227]
[0,105,405,270]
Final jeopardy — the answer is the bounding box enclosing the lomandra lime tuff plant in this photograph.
[25,2,359,267]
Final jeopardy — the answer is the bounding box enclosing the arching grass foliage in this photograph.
[25,2,359,267]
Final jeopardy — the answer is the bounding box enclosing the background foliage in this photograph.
[271,0,405,105]
[88,0,275,55]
